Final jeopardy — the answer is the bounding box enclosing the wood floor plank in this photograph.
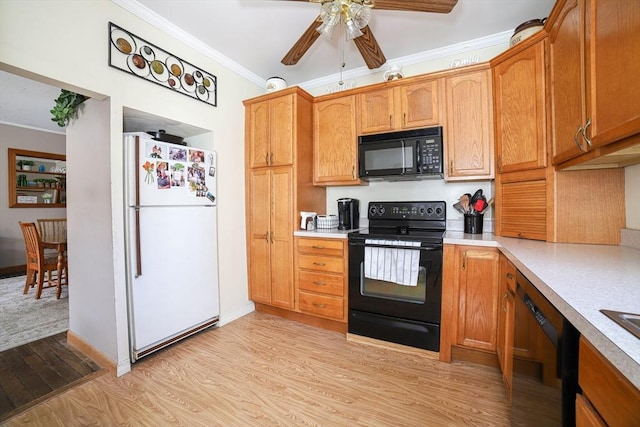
[3,313,512,426]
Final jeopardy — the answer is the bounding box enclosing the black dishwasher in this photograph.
[511,271,580,427]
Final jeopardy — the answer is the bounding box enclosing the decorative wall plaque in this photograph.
[108,22,217,107]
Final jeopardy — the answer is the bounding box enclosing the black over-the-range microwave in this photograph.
[358,126,443,181]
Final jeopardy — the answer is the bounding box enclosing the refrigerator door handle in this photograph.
[135,208,142,277]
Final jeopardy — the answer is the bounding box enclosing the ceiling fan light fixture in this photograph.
[344,18,363,40]
[348,2,371,30]
[316,21,337,40]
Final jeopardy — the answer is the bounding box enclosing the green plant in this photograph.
[50,89,88,127]
[18,160,35,166]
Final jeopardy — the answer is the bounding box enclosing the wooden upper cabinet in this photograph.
[313,95,361,185]
[549,0,640,166]
[444,66,494,180]
[247,93,294,168]
[358,78,440,134]
[493,38,547,174]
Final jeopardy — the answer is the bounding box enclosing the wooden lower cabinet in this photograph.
[577,337,640,427]
[295,237,348,323]
[496,254,516,394]
[441,244,500,363]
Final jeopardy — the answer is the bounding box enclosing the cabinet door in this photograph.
[247,169,271,303]
[587,0,640,148]
[456,246,500,352]
[270,167,295,308]
[248,101,271,168]
[313,96,360,185]
[497,254,515,393]
[270,94,294,166]
[493,41,547,173]
[400,79,440,129]
[444,69,494,180]
[548,0,587,164]
[498,179,547,241]
[359,88,394,134]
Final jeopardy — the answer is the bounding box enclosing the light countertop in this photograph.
[294,228,362,239]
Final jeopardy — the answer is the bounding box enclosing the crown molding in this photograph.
[111,0,266,87]
[299,30,512,90]
[112,0,511,91]
[0,120,66,135]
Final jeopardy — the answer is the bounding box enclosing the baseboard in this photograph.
[67,330,117,374]
[0,265,26,278]
[218,302,255,327]
[254,303,347,333]
[346,333,439,359]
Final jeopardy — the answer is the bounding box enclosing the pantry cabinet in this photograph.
[548,0,640,168]
[246,93,295,168]
[441,245,500,363]
[313,94,362,186]
[244,88,326,310]
[444,65,494,180]
[358,77,440,134]
[295,237,348,323]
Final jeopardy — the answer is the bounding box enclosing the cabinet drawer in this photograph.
[579,337,640,426]
[299,291,344,320]
[297,238,344,257]
[298,254,344,274]
[298,270,344,297]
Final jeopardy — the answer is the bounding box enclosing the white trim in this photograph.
[112,0,265,87]
[218,302,256,327]
[0,120,66,135]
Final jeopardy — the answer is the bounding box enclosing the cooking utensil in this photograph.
[459,194,470,214]
[146,130,185,145]
[480,197,495,214]
[470,189,484,205]
[453,201,466,214]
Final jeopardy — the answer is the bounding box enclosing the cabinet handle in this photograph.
[265,153,269,164]
[265,231,269,242]
[313,303,327,308]
[352,165,355,180]
[403,112,407,126]
[462,253,466,270]
[312,281,326,286]
[502,292,508,313]
[497,155,502,173]
[311,245,325,249]
[313,262,326,266]
[506,272,515,280]
[573,125,586,152]
[389,115,393,127]
[449,161,454,175]
[581,118,592,148]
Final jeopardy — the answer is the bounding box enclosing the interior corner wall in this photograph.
[625,163,640,230]
[0,124,66,268]
[1,0,261,373]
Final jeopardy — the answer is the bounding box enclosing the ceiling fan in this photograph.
[281,0,458,70]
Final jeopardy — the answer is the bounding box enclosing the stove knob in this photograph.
[427,207,434,214]
[436,207,443,215]
[378,206,385,215]
[369,205,378,216]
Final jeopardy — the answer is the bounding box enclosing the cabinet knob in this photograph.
[506,272,515,280]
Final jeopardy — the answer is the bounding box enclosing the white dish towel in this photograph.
[364,239,421,286]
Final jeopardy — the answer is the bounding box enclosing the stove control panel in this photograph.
[368,201,446,221]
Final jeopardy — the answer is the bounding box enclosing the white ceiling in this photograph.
[0,0,555,135]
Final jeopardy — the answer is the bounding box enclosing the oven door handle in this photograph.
[350,241,442,251]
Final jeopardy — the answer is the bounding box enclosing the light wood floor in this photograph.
[4,312,511,426]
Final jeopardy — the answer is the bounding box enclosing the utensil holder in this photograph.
[464,214,484,234]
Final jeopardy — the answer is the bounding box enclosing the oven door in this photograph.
[348,237,442,323]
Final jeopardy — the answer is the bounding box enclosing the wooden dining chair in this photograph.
[19,222,67,299]
[37,218,67,242]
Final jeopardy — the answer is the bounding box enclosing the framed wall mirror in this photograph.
[8,148,67,208]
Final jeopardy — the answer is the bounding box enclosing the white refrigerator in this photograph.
[123,132,219,361]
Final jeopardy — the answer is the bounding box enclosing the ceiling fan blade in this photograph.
[352,26,386,69]
[372,0,457,14]
[281,16,323,66]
